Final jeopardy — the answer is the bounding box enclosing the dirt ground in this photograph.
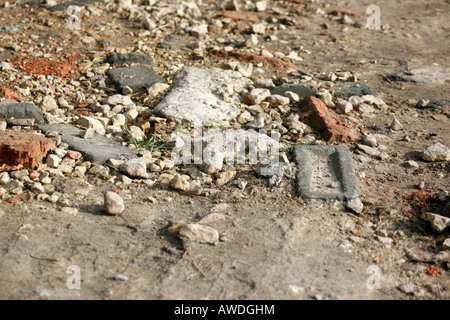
[0,0,449,300]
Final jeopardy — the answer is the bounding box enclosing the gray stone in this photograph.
[43,0,101,11]
[154,67,250,126]
[270,84,317,98]
[388,67,450,84]
[104,191,125,216]
[37,124,134,164]
[0,102,44,123]
[421,143,450,162]
[106,66,162,92]
[334,83,378,99]
[106,53,153,66]
[423,212,450,233]
[294,145,359,200]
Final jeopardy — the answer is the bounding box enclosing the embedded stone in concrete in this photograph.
[0,131,54,170]
[334,83,378,99]
[270,83,317,98]
[294,145,359,200]
[154,67,251,126]
[37,124,134,164]
[106,65,163,92]
[0,102,45,123]
[388,67,450,84]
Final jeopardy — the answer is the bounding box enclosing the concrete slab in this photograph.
[37,124,135,164]
[294,145,358,200]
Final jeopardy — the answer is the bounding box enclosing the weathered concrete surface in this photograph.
[37,124,135,164]
[294,145,359,201]
[154,67,251,126]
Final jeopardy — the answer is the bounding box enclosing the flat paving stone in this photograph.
[37,124,135,164]
[106,65,163,92]
[0,102,45,123]
[294,145,358,200]
[388,67,450,84]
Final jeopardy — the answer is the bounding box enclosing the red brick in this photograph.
[303,96,360,143]
[0,85,21,100]
[220,11,259,22]
[0,131,54,170]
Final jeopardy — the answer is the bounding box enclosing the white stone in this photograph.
[77,116,105,135]
[41,95,58,112]
[421,143,450,162]
[169,175,191,191]
[103,94,133,106]
[255,1,267,12]
[119,158,149,179]
[46,154,62,168]
[104,191,125,216]
[179,223,219,244]
[336,100,353,114]
[252,23,266,34]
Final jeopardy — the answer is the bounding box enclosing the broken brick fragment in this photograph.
[220,11,259,22]
[0,131,54,170]
[0,85,21,100]
[302,96,361,143]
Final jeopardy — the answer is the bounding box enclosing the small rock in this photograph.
[267,95,290,107]
[391,117,403,131]
[41,96,58,112]
[46,154,62,168]
[406,160,419,169]
[377,236,394,245]
[169,175,190,191]
[442,238,450,250]
[423,212,450,233]
[398,283,415,294]
[254,78,275,89]
[188,24,208,37]
[242,88,271,105]
[104,191,125,216]
[346,198,364,214]
[179,223,219,245]
[119,158,149,179]
[216,171,237,187]
[421,143,450,162]
[81,128,95,139]
[251,23,266,34]
[114,274,129,281]
[103,94,133,106]
[362,134,377,147]
[336,100,353,114]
